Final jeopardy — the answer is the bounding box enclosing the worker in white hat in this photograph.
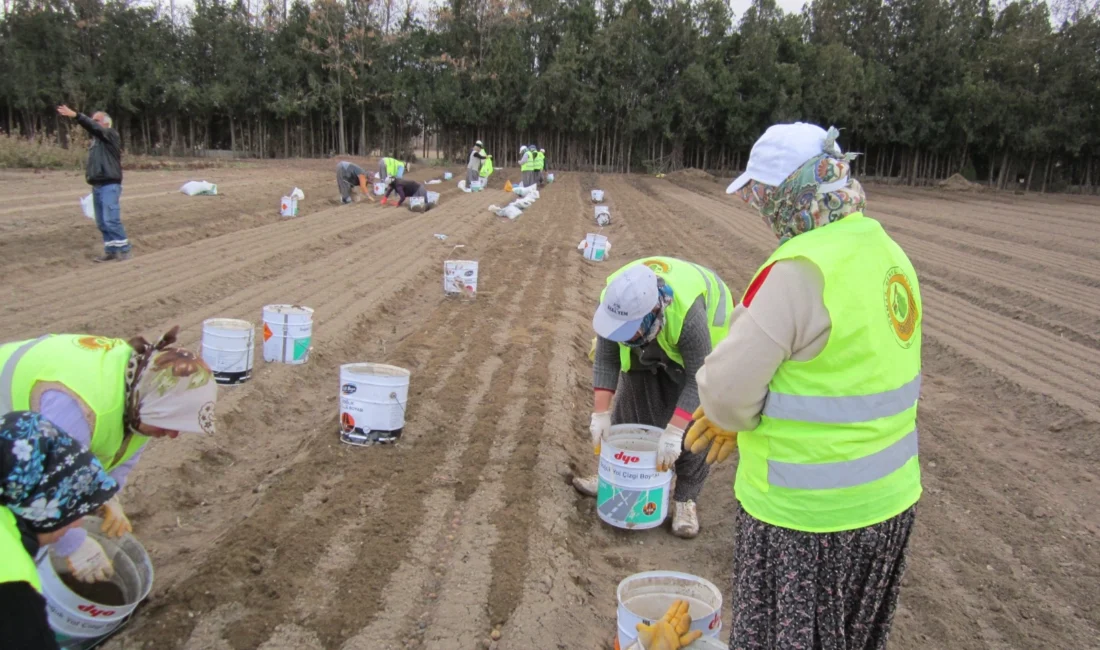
[687,122,922,648]
[518,145,535,188]
[573,257,733,538]
[465,140,486,191]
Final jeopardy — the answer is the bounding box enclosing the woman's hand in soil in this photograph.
[635,599,703,650]
[685,407,738,464]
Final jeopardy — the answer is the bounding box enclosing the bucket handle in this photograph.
[390,392,406,416]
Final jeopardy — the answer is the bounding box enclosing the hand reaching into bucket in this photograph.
[634,600,703,650]
[66,537,115,583]
[685,407,737,464]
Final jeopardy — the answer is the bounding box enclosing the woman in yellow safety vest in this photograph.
[0,411,120,648]
[574,257,733,538]
[688,123,922,649]
[0,326,217,584]
[378,156,408,180]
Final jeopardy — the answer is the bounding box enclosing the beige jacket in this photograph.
[696,258,832,432]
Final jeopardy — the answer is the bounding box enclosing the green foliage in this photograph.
[0,0,1097,189]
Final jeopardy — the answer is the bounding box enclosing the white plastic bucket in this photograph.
[583,234,610,262]
[616,571,723,650]
[444,260,478,298]
[201,318,255,385]
[444,172,453,180]
[595,205,611,222]
[373,182,386,196]
[426,191,440,206]
[37,517,154,648]
[339,363,410,446]
[592,189,605,202]
[547,173,555,183]
[597,425,672,530]
[280,196,298,217]
[262,304,314,364]
[80,194,94,219]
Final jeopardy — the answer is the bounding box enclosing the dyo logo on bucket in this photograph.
[614,450,641,465]
[78,603,117,618]
[341,383,357,395]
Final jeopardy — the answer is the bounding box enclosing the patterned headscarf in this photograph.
[0,411,118,533]
[736,127,866,244]
[624,279,675,348]
[125,326,217,436]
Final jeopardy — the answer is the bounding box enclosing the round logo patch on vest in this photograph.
[641,259,670,274]
[883,268,918,348]
[73,336,119,351]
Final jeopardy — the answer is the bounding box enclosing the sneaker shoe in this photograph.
[670,500,699,538]
[93,252,118,263]
[572,474,598,497]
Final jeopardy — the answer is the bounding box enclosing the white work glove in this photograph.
[99,496,132,538]
[590,412,612,454]
[656,424,686,472]
[65,537,114,583]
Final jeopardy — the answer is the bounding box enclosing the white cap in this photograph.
[475,140,484,148]
[726,123,840,194]
[592,265,659,342]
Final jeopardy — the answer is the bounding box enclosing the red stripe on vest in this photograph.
[742,262,776,307]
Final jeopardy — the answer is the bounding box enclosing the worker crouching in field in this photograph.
[336,160,375,204]
[0,411,120,650]
[689,123,922,649]
[383,177,429,209]
[0,327,218,584]
[573,257,733,538]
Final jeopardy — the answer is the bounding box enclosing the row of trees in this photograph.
[1,0,1098,190]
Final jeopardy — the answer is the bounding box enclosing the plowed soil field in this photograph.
[1,160,1097,650]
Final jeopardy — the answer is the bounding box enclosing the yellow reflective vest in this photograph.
[520,153,536,172]
[533,152,545,171]
[602,257,733,372]
[0,335,147,472]
[0,507,41,592]
[736,214,922,533]
[480,155,494,177]
[382,157,404,178]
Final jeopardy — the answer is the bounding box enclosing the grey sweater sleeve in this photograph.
[673,296,712,415]
[593,336,621,391]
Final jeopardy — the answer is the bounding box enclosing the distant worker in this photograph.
[691,123,922,649]
[479,152,494,189]
[0,326,218,583]
[383,177,429,209]
[466,140,486,191]
[0,411,120,649]
[519,145,536,187]
[336,160,375,204]
[56,105,130,262]
[574,257,734,538]
[533,147,546,186]
[379,156,408,181]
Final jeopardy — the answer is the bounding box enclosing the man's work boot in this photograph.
[670,500,699,539]
[93,252,118,263]
[572,474,598,498]
[117,251,132,261]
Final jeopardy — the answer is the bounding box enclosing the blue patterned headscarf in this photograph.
[623,279,675,348]
[736,127,866,244]
[0,411,118,533]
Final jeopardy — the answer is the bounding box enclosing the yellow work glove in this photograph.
[588,336,597,363]
[99,496,132,538]
[685,407,738,465]
[635,599,703,650]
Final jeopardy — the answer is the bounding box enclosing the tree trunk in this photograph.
[1040,155,1052,193]
[338,98,346,155]
[1025,156,1037,192]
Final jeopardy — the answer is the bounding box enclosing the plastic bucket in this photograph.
[339,363,410,445]
[597,425,672,530]
[373,182,386,196]
[444,172,453,180]
[426,191,440,206]
[595,205,611,222]
[547,173,555,183]
[584,234,610,262]
[262,305,314,364]
[592,189,605,202]
[280,196,298,217]
[443,260,478,298]
[37,517,154,649]
[201,318,255,385]
[616,571,723,650]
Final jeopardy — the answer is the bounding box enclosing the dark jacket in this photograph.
[385,178,422,205]
[76,114,122,186]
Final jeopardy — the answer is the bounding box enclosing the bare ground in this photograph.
[1,162,1097,650]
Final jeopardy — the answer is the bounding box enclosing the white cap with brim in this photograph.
[726,123,837,194]
[592,265,660,342]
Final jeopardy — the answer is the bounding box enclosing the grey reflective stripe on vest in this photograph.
[764,373,921,424]
[0,336,48,415]
[687,262,729,328]
[769,428,919,490]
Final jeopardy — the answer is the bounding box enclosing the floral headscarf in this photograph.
[1,411,118,533]
[624,279,675,348]
[736,127,866,244]
[124,326,217,436]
